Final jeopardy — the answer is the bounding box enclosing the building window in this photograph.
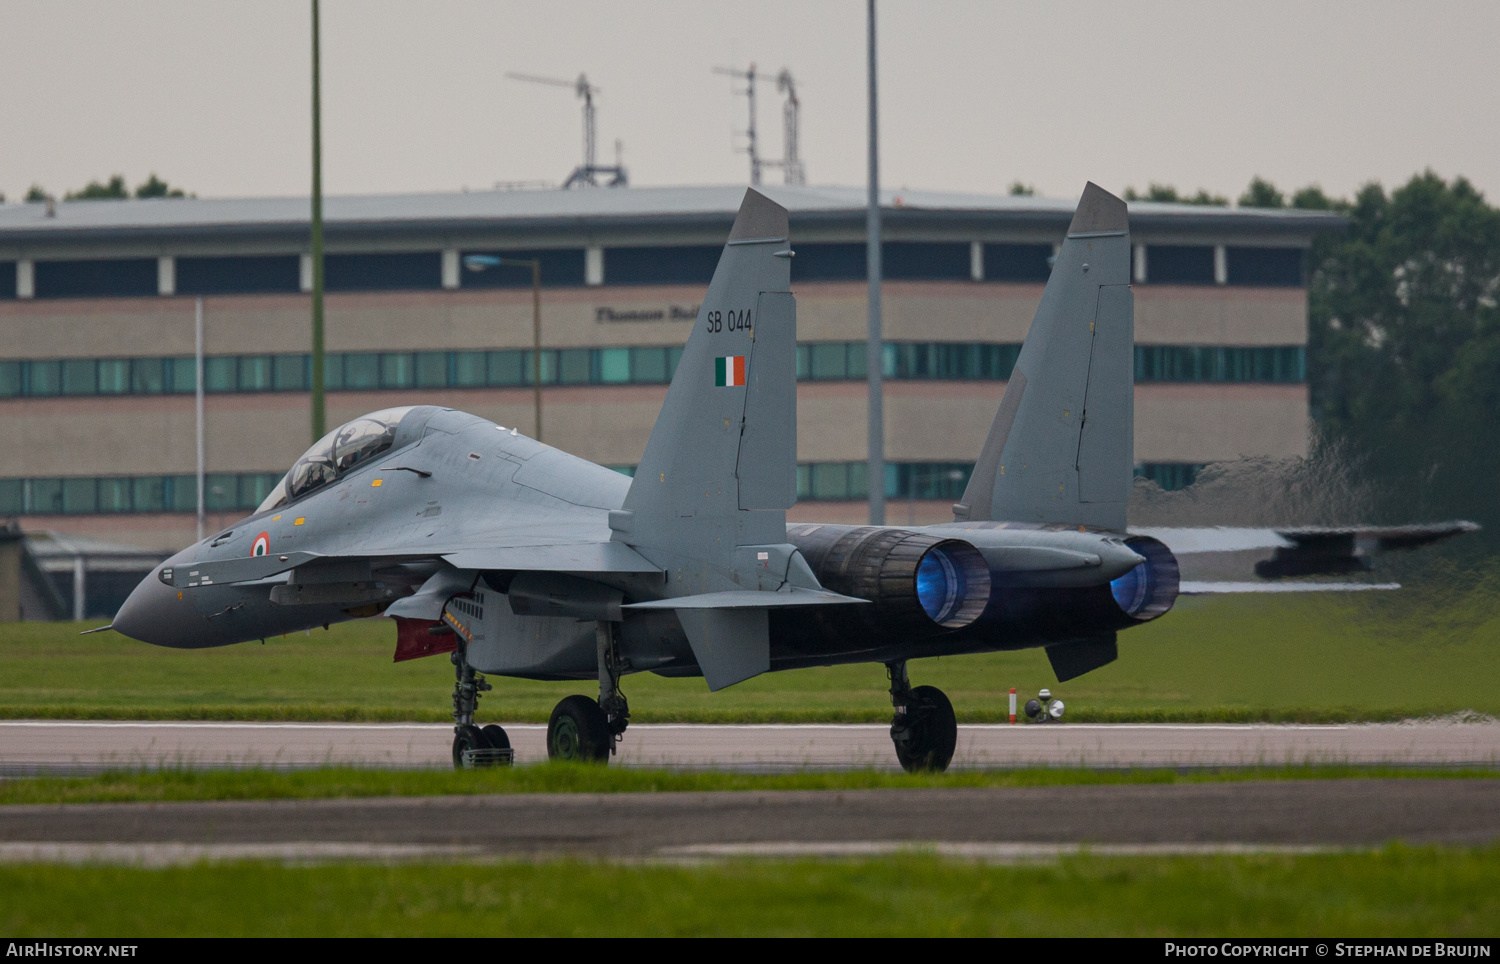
[1135,463,1204,491]
[380,353,414,390]
[415,351,448,388]
[1134,345,1305,383]
[1227,247,1304,287]
[0,263,16,299]
[453,351,486,387]
[61,360,97,396]
[558,348,592,385]
[983,244,1052,283]
[599,348,630,384]
[325,252,442,292]
[459,250,586,288]
[0,479,22,514]
[343,353,379,390]
[883,242,970,281]
[604,246,722,286]
[132,476,167,513]
[176,255,301,295]
[487,350,526,386]
[204,357,236,392]
[1145,245,1215,285]
[132,358,168,394]
[273,355,308,391]
[34,259,158,298]
[26,361,61,396]
[792,243,865,282]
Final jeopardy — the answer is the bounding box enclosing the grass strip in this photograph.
[2,764,1496,806]
[3,591,1499,724]
[2,845,1497,936]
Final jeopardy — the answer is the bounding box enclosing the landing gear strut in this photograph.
[887,660,957,773]
[450,642,512,769]
[545,620,629,764]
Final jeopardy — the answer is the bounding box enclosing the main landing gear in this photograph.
[546,620,630,764]
[451,643,513,769]
[887,660,957,773]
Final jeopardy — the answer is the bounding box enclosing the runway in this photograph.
[0,780,1495,863]
[1,720,1498,773]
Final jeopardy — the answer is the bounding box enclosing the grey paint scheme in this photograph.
[955,182,1133,531]
[113,184,1454,691]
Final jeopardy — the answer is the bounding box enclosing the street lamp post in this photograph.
[463,255,544,441]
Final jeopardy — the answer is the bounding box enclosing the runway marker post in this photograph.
[1009,688,1017,724]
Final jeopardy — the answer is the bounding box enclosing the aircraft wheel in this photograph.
[452,724,486,769]
[480,724,510,751]
[547,695,611,763]
[892,685,957,774]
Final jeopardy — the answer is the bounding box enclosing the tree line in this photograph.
[7,173,189,203]
[1139,171,1500,548]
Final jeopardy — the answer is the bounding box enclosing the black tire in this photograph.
[480,724,510,750]
[452,724,486,769]
[547,695,612,763]
[892,684,958,773]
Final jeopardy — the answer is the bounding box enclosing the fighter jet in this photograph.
[110,185,1474,772]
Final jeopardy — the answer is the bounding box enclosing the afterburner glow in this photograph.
[1110,563,1149,613]
[916,548,964,625]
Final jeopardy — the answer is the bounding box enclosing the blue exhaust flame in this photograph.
[1110,563,1149,614]
[916,548,965,624]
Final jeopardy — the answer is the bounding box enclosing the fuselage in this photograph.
[115,406,1178,681]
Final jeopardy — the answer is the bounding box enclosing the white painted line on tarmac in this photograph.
[0,721,1419,731]
[0,841,486,866]
[657,841,1346,861]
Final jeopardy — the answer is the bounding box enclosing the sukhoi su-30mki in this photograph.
[111,185,1475,771]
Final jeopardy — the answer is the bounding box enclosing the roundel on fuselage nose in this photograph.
[252,532,270,557]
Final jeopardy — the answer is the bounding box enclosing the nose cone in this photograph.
[113,563,216,648]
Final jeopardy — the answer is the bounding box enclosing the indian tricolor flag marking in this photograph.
[715,355,747,387]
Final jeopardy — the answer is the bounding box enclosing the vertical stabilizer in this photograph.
[618,189,796,553]
[954,182,1133,530]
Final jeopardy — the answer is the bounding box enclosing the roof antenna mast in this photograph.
[776,69,805,186]
[506,71,628,188]
[716,64,806,186]
[713,63,762,186]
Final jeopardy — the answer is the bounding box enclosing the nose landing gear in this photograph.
[886,660,957,773]
[451,644,512,769]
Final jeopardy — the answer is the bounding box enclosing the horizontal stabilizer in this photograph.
[1180,581,1401,594]
[442,543,661,574]
[1133,521,1479,556]
[624,588,868,610]
[1045,634,1118,682]
[676,607,769,691]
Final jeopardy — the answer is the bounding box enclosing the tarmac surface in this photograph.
[1,720,1498,773]
[0,780,1496,863]
[2,722,1497,863]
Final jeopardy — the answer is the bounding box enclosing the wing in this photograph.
[1131,521,1478,579]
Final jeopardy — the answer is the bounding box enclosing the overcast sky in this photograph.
[3,0,1498,205]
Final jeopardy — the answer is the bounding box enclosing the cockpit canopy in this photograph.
[256,407,416,513]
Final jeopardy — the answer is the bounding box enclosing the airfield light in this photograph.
[463,254,501,272]
[462,255,544,441]
[1024,698,1043,722]
[1049,700,1065,720]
